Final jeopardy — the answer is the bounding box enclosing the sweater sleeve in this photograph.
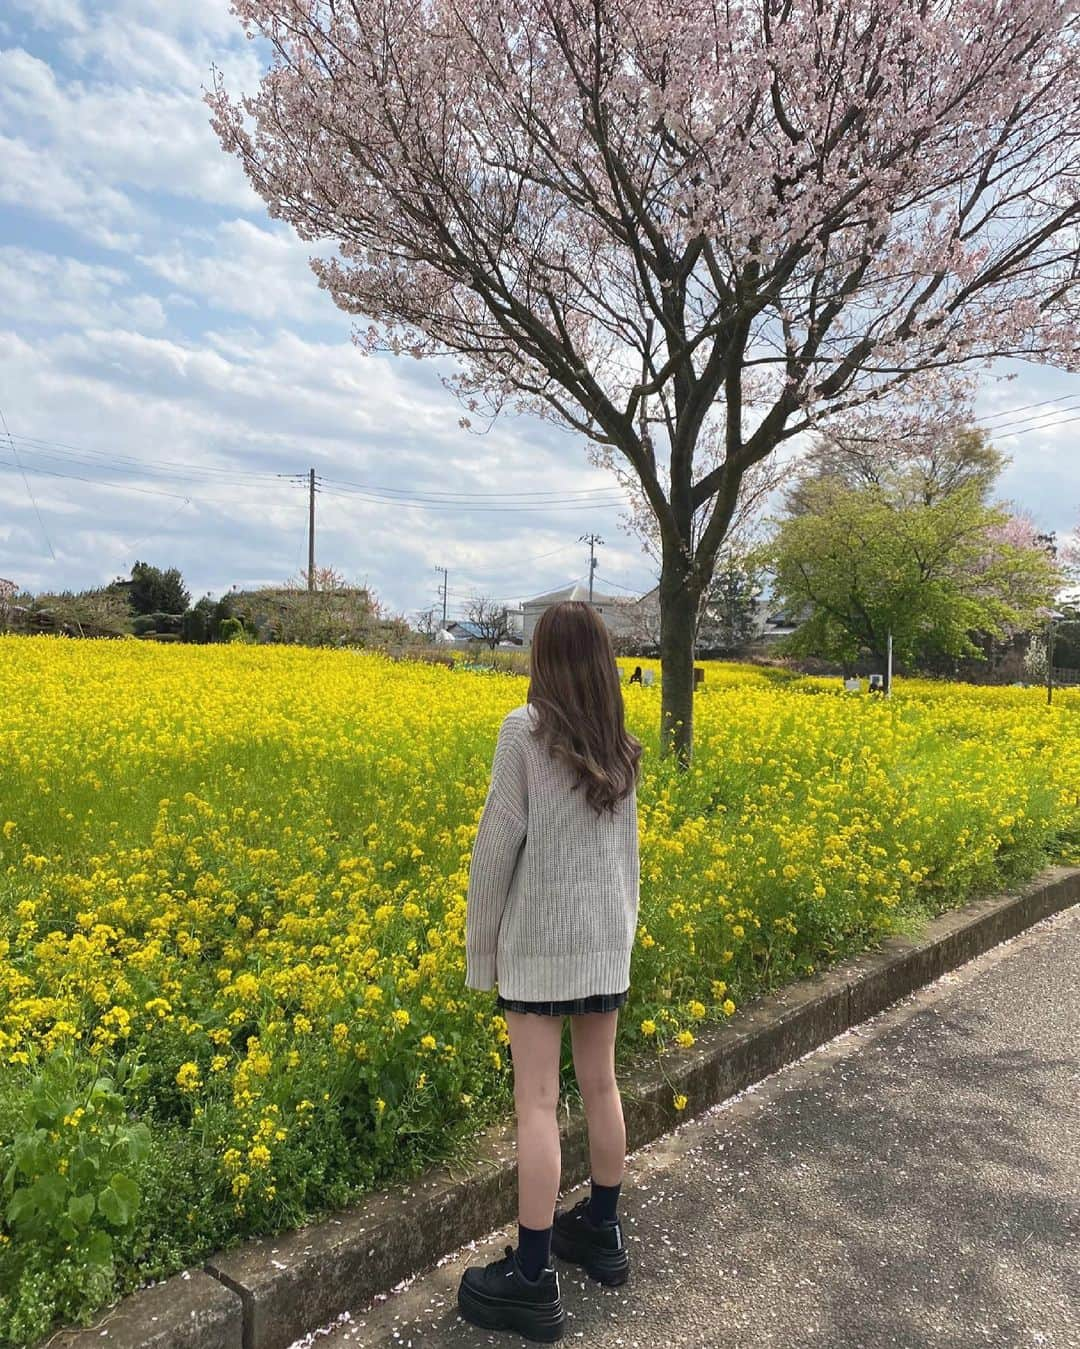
[465,716,528,991]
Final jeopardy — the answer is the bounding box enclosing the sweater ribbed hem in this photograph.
[492,948,633,1002]
[465,950,497,991]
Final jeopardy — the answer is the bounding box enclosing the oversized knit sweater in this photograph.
[465,702,640,1001]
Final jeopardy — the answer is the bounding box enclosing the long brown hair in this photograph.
[527,601,643,817]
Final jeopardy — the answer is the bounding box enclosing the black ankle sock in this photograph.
[586,1179,621,1226]
[516,1223,552,1280]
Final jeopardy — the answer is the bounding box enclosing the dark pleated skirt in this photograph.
[495,988,629,1016]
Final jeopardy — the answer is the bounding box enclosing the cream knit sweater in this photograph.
[464,702,640,1001]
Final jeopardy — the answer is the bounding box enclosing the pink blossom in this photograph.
[207,0,1080,685]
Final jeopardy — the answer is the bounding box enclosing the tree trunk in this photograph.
[659,560,701,767]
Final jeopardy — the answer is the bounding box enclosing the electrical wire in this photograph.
[121,497,193,556]
[0,458,217,504]
[441,542,583,583]
[316,482,626,512]
[1,406,57,561]
[992,410,1080,439]
[5,430,628,506]
[5,435,289,490]
[320,472,627,502]
[975,393,1080,423]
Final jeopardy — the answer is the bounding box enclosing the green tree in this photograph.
[767,479,1060,688]
[210,596,235,642]
[181,597,216,644]
[784,425,1005,516]
[698,549,764,652]
[128,562,191,618]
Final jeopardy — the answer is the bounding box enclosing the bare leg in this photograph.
[506,1010,565,1230]
[569,1010,625,1187]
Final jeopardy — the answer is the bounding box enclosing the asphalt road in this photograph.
[295,902,1080,1349]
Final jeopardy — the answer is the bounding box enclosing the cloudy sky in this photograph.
[2,2,1079,620]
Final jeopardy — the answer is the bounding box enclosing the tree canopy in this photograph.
[767,476,1060,671]
[210,0,1080,758]
[127,562,191,617]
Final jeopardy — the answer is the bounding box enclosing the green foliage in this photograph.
[0,1048,151,1346]
[181,599,216,644]
[18,589,131,638]
[218,616,247,643]
[767,478,1060,668]
[128,563,191,618]
[1051,605,1080,670]
[785,425,1005,516]
[700,551,764,650]
[229,571,388,647]
[210,596,234,640]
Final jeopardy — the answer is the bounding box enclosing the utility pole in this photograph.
[308,468,316,593]
[579,533,604,603]
[277,469,321,589]
[435,565,448,627]
[886,629,893,699]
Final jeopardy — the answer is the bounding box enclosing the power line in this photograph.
[320,473,626,502]
[0,458,213,503]
[5,430,628,504]
[6,432,286,485]
[121,496,193,556]
[976,393,1080,423]
[446,542,582,583]
[0,406,56,562]
[5,430,631,512]
[599,573,659,594]
[6,435,286,490]
[991,410,1080,439]
[317,481,625,513]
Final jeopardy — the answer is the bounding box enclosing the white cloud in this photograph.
[0,323,630,604]
[3,0,88,34]
[2,3,1076,615]
[0,246,166,330]
[138,220,342,324]
[0,132,144,250]
[0,47,260,232]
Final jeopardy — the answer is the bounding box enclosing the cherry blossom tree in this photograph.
[209,0,1080,763]
[1063,513,1080,580]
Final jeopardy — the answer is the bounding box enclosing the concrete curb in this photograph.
[50,865,1080,1349]
[46,1270,242,1349]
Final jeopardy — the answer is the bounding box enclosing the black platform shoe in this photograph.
[457,1244,566,1342]
[551,1196,630,1286]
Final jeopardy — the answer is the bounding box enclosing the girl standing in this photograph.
[457,601,643,1343]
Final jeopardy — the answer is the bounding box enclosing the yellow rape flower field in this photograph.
[1,635,1078,1343]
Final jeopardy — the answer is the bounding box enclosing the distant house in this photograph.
[0,578,16,628]
[441,619,485,644]
[753,603,807,644]
[521,581,655,643]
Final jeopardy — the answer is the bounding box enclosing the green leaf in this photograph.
[98,1185,126,1227]
[126,1122,152,1165]
[31,1171,69,1217]
[110,1171,140,1214]
[5,1187,36,1227]
[13,1130,45,1177]
[68,1192,96,1227]
[85,1228,113,1269]
[70,1153,99,1188]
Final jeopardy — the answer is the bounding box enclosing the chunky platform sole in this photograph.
[550,1227,630,1286]
[457,1283,566,1342]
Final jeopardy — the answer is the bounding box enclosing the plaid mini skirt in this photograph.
[495,988,629,1017]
